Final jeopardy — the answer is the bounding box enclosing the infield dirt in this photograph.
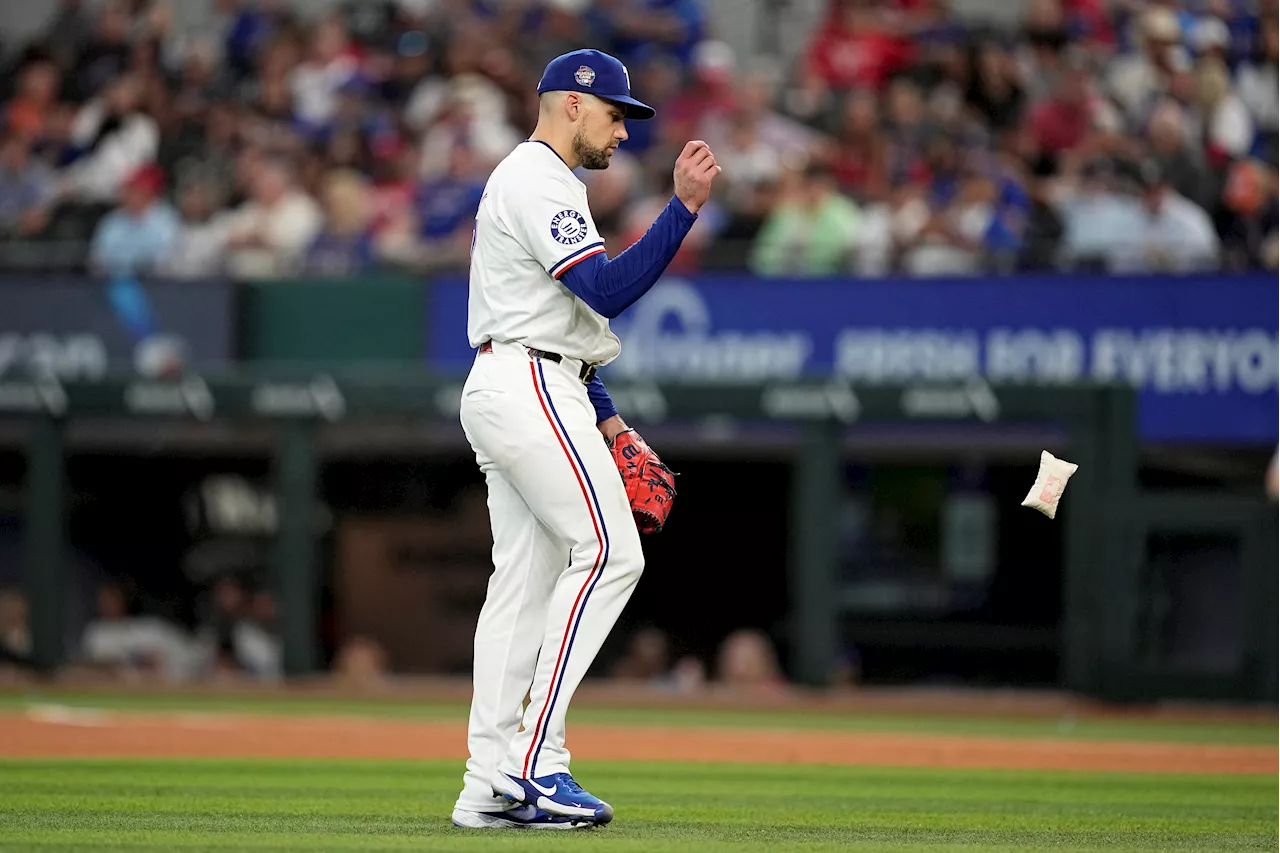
[1,710,1272,774]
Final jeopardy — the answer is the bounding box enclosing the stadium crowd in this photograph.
[0,0,1275,280]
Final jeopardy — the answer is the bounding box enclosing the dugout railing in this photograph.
[1,370,1274,703]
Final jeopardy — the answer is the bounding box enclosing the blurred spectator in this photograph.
[166,100,241,214]
[805,0,914,93]
[1145,98,1216,209]
[1218,156,1278,268]
[89,162,179,276]
[40,0,97,74]
[1126,158,1222,272]
[1027,51,1117,160]
[701,112,783,259]
[708,62,823,159]
[234,589,282,681]
[4,58,61,142]
[1191,56,1255,165]
[883,79,931,179]
[1267,448,1279,500]
[193,575,280,681]
[1016,156,1066,270]
[830,89,889,201]
[290,13,360,132]
[901,169,1003,276]
[71,1,135,100]
[1019,0,1075,103]
[1236,18,1278,163]
[663,40,738,145]
[0,132,56,238]
[222,154,322,278]
[383,145,484,271]
[1192,14,1233,64]
[0,588,31,670]
[1055,157,1135,269]
[965,39,1026,135]
[157,180,231,279]
[196,574,246,677]
[168,36,227,128]
[530,0,591,81]
[333,635,388,687]
[303,169,378,275]
[1108,7,1186,123]
[669,655,707,692]
[587,0,705,71]
[79,580,194,681]
[402,47,452,134]
[715,628,784,688]
[57,73,160,205]
[418,75,520,181]
[368,139,420,239]
[610,626,671,682]
[751,161,861,276]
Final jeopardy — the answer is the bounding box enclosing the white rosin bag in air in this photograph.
[1021,451,1079,519]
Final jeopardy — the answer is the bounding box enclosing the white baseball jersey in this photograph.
[468,140,620,365]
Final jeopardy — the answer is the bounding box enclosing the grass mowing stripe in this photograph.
[0,693,1272,745]
[0,759,1272,852]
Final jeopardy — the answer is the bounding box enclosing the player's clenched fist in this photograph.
[673,140,721,215]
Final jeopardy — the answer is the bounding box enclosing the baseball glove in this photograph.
[609,429,677,534]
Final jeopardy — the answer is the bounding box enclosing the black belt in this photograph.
[479,341,597,384]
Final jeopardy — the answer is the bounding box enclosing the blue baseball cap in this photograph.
[536,49,656,121]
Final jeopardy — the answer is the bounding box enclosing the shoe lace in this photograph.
[555,774,585,796]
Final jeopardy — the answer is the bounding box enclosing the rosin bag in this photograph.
[1021,451,1079,519]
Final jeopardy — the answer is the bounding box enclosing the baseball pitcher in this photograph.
[451,48,719,830]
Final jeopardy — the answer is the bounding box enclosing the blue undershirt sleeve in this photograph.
[557,196,696,319]
[585,372,619,424]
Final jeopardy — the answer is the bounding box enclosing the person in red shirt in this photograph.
[4,59,60,142]
[1062,0,1114,47]
[663,40,737,144]
[805,0,915,92]
[1026,55,1099,158]
[831,88,889,200]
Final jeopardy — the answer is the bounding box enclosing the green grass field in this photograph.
[0,759,1273,852]
[0,692,1274,852]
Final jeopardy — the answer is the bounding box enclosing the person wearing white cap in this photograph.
[1108,7,1186,122]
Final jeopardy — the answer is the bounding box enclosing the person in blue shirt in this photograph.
[89,163,179,277]
[415,145,487,241]
[586,0,705,71]
[303,169,378,276]
[0,132,55,237]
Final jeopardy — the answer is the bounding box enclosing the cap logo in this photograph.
[574,65,596,87]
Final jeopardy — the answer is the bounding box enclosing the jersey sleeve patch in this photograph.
[550,209,590,246]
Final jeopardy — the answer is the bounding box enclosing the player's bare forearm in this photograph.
[597,414,629,443]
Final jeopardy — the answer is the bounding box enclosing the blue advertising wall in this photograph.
[431,273,1279,444]
[0,276,235,380]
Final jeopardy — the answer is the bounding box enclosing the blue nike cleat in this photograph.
[492,773,614,825]
[451,804,596,830]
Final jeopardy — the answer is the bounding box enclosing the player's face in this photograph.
[573,99,628,170]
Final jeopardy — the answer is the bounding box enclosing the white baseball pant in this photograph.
[453,339,644,814]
